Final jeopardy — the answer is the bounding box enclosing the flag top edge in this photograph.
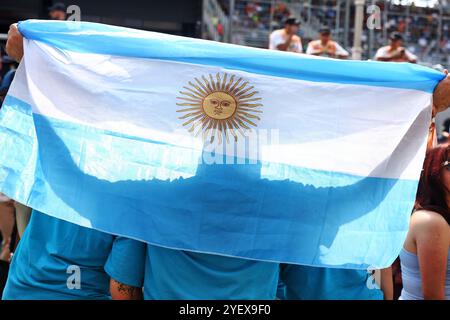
[18,19,444,93]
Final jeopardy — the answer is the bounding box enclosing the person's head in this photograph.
[284,17,300,34]
[319,27,331,43]
[389,32,404,49]
[415,144,450,223]
[48,2,67,21]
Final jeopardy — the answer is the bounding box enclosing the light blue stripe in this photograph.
[18,20,444,92]
[0,96,416,268]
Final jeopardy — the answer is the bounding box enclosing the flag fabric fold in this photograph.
[0,20,444,269]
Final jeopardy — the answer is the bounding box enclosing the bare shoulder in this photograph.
[411,210,449,238]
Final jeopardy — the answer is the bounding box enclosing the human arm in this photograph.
[403,49,417,63]
[374,47,405,62]
[433,69,450,115]
[104,237,147,300]
[374,48,391,61]
[110,278,143,300]
[334,42,349,59]
[414,211,449,300]
[274,32,294,51]
[306,41,323,56]
[5,24,24,62]
[380,267,393,300]
[0,196,15,261]
[375,52,403,62]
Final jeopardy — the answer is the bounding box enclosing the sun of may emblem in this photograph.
[176,73,263,143]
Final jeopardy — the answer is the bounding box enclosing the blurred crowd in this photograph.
[216,0,450,65]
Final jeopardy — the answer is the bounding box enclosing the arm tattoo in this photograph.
[113,279,140,296]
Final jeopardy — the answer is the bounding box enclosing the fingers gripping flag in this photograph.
[0,20,444,268]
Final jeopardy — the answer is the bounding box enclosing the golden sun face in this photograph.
[203,91,237,120]
[176,73,263,143]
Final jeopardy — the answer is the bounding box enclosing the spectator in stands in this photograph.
[399,144,450,299]
[269,17,302,53]
[48,2,67,21]
[306,27,349,59]
[374,32,417,63]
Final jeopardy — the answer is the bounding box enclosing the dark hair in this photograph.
[414,144,450,224]
[48,2,66,12]
[284,17,300,26]
[319,27,331,35]
[389,32,404,42]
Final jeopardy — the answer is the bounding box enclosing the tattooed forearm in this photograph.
[111,279,143,300]
[118,282,135,295]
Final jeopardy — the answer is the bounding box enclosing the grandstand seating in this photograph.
[203,0,450,67]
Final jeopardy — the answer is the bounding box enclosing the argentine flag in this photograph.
[0,20,444,269]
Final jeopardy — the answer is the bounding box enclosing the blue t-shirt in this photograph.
[143,245,279,299]
[279,264,384,300]
[2,210,146,300]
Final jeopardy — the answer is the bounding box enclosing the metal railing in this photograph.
[203,0,230,42]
